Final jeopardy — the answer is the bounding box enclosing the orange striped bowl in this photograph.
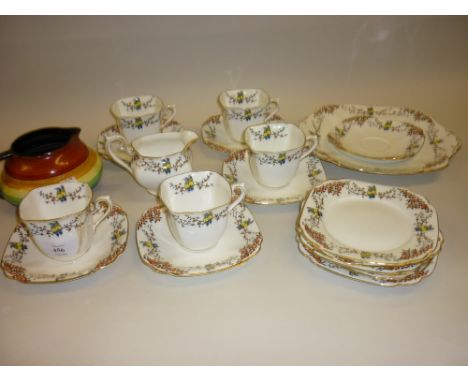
[0,147,103,206]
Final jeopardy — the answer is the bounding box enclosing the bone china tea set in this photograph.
[0,90,462,285]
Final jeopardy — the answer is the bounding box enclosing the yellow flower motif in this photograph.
[278,153,286,164]
[367,185,377,198]
[203,212,214,226]
[336,127,345,136]
[184,176,195,191]
[134,97,142,110]
[309,169,322,177]
[416,224,432,233]
[143,241,156,250]
[135,117,144,129]
[237,219,252,230]
[360,251,372,259]
[50,222,63,236]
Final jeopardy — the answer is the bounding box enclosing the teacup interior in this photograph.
[245,123,305,152]
[133,132,195,158]
[219,89,269,109]
[112,95,162,118]
[19,182,91,221]
[160,171,231,213]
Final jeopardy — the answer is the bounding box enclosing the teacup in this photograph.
[110,95,176,142]
[159,171,245,251]
[244,122,318,188]
[18,180,112,262]
[106,131,198,195]
[218,88,279,143]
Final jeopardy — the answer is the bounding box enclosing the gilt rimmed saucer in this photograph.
[201,114,283,153]
[296,230,442,277]
[299,104,462,174]
[1,204,128,283]
[297,241,439,287]
[298,179,439,266]
[136,203,263,276]
[222,150,326,205]
[97,120,184,161]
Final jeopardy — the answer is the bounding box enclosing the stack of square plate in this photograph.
[296,179,443,286]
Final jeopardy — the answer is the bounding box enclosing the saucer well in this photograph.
[1,204,128,283]
[201,114,283,153]
[222,150,326,205]
[136,203,263,276]
[327,115,425,161]
[97,120,184,161]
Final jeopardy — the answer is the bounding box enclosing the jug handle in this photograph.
[105,135,133,174]
[0,150,14,161]
[299,134,319,161]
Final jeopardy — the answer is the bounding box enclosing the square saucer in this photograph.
[297,240,439,287]
[136,203,263,276]
[222,150,326,205]
[201,114,283,153]
[298,179,439,266]
[1,204,128,283]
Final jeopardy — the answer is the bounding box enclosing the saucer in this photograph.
[136,203,263,276]
[298,179,439,266]
[297,241,438,287]
[299,104,462,174]
[97,120,184,161]
[222,150,326,204]
[201,114,283,153]
[296,230,442,277]
[1,204,128,283]
[327,115,425,161]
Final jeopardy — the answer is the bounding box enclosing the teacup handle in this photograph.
[299,134,319,161]
[105,135,133,174]
[92,196,113,231]
[228,183,246,212]
[161,104,177,130]
[264,98,280,122]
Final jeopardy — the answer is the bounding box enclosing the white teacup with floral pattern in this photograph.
[106,131,198,195]
[111,95,176,142]
[218,89,279,144]
[159,171,245,251]
[244,122,318,188]
[18,180,112,262]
